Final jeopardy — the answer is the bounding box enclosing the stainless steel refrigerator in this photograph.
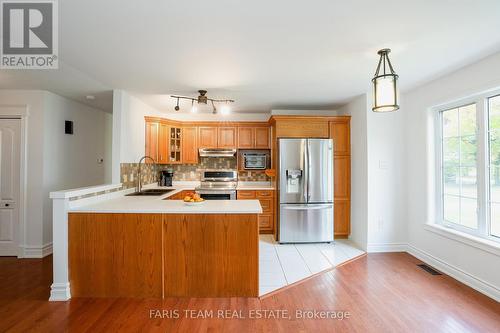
[278,138,334,243]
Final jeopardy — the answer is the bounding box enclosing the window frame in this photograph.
[435,89,500,243]
[487,93,500,240]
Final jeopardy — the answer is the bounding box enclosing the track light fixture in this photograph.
[170,90,234,114]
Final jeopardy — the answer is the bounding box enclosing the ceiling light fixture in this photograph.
[220,103,230,115]
[211,100,217,114]
[170,90,234,113]
[174,97,180,111]
[372,48,399,112]
[190,100,197,113]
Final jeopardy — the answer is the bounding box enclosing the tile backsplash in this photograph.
[120,157,270,188]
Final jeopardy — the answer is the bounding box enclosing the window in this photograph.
[441,104,478,229]
[437,91,500,242]
[489,95,500,238]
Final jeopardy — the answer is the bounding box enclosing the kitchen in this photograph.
[49,112,361,300]
[2,1,500,331]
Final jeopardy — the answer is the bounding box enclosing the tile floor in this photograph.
[259,235,365,296]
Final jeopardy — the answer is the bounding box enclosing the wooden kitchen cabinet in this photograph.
[255,127,271,149]
[217,127,237,148]
[198,127,218,148]
[271,116,330,138]
[238,126,271,149]
[329,117,351,239]
[157,123,169,164]
[329,120,350,155]
[237,191,256,199]
[145,121,159,162]
[334,156,350,199]
[167,190,195,200]
[238,127,255,149]
[69,212,259,298]
[69,213,164,298]
[163,213,258,297]
[334,200,350,236]
[237,190,275,234]
[182,127,198,164]
[257,215,272,231]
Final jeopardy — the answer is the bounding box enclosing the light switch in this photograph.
[379,160,389,170]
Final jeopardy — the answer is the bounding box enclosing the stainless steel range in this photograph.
[195,169,237,200]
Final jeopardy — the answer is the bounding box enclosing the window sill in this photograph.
[424,223,500,257]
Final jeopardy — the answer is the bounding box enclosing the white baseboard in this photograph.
[407,245,500,302]
[49,282,71,301]
[367,243,408,253]
[20,243,53,258]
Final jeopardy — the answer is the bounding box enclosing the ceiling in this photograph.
[2,0,500,113]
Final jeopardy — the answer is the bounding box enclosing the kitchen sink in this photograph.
[125,188,175,196]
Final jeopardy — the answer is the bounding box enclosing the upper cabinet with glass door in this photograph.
[169,127,182,163]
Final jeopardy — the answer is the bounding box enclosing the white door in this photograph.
[0,119,21,256]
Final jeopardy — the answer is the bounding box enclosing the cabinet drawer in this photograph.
[259,199,273,213]
[256,190,273,198]
[258,215,273,230]
[237,191,256,199]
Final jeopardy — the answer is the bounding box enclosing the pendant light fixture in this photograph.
[372,49,399,112]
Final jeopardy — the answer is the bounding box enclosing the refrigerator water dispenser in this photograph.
[286,169,302,193]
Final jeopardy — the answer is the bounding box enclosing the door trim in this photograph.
[0,105,29,258]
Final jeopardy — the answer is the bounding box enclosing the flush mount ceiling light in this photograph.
[372,49,399,112]
[170,90,234,114]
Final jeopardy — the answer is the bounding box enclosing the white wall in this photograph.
[0,90,111,256]
[42,92,112,245]
[0,90,45,252]
[404,51,500,298]
[338,95,369,250]
[366,95,408,252]
[339,93,408,252]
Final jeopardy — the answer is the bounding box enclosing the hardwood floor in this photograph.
[0,253,499,332]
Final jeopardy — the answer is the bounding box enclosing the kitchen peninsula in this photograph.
[50,185,262,300]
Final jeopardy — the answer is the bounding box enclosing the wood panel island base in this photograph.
[68,213,259,298]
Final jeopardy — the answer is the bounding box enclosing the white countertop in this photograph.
[69,184,262,214]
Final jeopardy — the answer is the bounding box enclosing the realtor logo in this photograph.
[1,0,58,69]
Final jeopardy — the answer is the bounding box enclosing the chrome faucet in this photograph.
[136,155,158,193]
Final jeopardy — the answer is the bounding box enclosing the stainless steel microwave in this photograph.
[243,153,267,170]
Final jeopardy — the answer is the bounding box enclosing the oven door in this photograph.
[196,190,236,200]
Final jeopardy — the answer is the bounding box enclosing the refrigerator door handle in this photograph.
[282,204,332,210]
[303,140,308,202]
[307,140,312,202]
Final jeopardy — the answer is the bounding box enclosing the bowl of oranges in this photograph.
[183,193,205,205]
